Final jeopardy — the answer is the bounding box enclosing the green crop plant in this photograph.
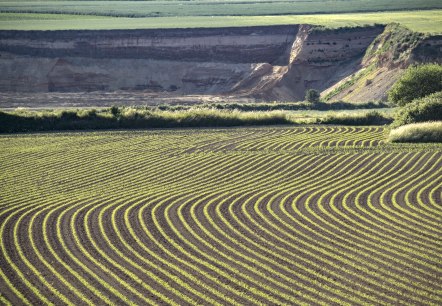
[1,126,441,305]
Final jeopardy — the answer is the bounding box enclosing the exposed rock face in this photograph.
[411,35,442,64]
[0,24,439,103]
[0,26,297,94]
[256,25,385,100]
[0,27,298,63]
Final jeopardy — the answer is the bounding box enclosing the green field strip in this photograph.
[1,10,440,32]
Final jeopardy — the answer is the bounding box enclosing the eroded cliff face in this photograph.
[322,24,442,102]
[0,26,297,94]
[236,25,385,100]
[0,24,439,103]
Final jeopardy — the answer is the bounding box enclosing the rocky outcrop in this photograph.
[0,24,440,103]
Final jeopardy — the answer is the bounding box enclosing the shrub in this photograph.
[388,64,442,106]
[392,91,442,127]
[389,121,442,142]
[319,111,392,125]
[305,89,321,103]
[110,106,120,117]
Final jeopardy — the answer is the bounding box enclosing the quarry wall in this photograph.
[0,24,439,102]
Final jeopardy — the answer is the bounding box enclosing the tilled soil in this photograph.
[1,126,441,305]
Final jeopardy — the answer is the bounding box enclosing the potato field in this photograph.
[0,126,441,305]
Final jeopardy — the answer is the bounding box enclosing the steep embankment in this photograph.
[0,26,298,93]
[322,24,442,102]
[0,24,440,102]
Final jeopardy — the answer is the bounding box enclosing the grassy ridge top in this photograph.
[1,0,441,18]
[0,10,441,33]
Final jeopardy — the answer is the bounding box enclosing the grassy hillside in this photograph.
[0,10,441,33]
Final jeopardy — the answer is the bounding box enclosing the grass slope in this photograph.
[1,126,441,304]
[0,10,441,33]
[389,121,442,142]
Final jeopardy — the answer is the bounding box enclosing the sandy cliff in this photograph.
[0,24,440,103]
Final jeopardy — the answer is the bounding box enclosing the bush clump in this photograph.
[388,63,442,106]
[389,121,442,143]
[319,111,392,125]
[305,89,321,104]
[392,91,442,127]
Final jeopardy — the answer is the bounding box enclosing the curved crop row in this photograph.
[0,126,441,305]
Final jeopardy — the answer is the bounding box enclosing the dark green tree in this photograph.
[388,64,442,106]
[305,89,321,103]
